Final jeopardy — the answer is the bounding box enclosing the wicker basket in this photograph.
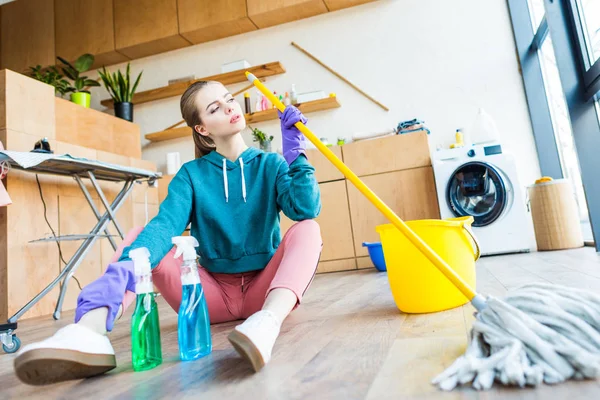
[527,179,583,251]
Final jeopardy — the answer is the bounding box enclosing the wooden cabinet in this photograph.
[341,131,431,177]
[178,0,257,45]
[114,0,190,60]
[0,0,55,73]
[323,0,378,11]
[247,0,328,29]
[54,0,128,69]
[281,179,356,273]
[347,167,440,257]
[305,146,344,183]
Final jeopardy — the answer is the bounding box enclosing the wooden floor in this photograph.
[2,248,600,399]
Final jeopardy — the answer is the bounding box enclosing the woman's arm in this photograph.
[276,106,321,220]
[276,155,321,220]
[119,165,194,267]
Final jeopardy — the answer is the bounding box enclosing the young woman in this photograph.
[14,80,323,386]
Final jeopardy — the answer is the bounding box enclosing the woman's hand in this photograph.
[278,105,307,165]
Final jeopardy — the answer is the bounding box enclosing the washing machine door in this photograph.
[446,161,507,227]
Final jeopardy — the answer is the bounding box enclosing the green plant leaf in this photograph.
[57,56,76,71]
[130,71,143,101]
[74,53,94,73]
[125,63,131,102]
[84,79,100,87]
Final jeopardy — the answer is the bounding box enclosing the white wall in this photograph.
[89,0,541,187]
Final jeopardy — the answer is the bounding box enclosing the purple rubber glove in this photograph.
[74,261,135,332]
[278,105,308,165]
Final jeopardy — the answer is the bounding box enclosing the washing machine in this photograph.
[432,143,534,256]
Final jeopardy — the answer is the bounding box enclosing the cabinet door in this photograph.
[323,0,378,11]
[0,0,55,72]
[178,0,257,45]
[114,0,190,60]
[306,146,344,183]
[347,167,440,257]
[280,180,355,263]
[247,0,328,29]
[55,0,128,69]
[342,131,431,177]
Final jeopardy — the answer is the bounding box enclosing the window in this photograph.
[527,0,545,32]
[510,0,599,244]
[575,0,600,65]
[538,34,590,237]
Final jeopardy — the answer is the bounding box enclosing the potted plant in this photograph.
[250,125,274,152]
[28,65,70,97]
[57,53,100,108]
[98,63,143,122]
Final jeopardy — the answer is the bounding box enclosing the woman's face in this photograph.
[194,82,246,139]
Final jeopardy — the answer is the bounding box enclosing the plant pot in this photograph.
[260,141,272,152]
[70,92,91,108]
[114,102,134,122]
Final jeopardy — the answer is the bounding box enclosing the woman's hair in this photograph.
[180,80,217,158]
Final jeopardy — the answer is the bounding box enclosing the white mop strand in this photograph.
[432,283,600,391]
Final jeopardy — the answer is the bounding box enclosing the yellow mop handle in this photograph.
[246,72,478,301]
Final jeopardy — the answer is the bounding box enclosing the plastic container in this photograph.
[173,236,212,361]
[130,247,162,371]
[362,242,386,272]
[376,217,479,314]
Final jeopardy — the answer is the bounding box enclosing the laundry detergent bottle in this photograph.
[130,247,163,371]
[173,236,212,361]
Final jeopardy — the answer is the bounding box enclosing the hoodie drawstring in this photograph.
[222,158,229,203]
[240,158,247,203]
[222,158,247,203]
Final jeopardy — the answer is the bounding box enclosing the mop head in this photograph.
[432,283,600,391]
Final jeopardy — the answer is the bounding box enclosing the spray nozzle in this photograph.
[172,236,199,261]
[130,247,151,276]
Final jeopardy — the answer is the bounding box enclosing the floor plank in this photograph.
[1,248,600,399]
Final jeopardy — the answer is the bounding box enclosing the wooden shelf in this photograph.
[145,96,341,142]
[101,61,285,109]
[245,96,340,123]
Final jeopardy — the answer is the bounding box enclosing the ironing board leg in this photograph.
[52,179,135,320]
[7,179,135,323]
[88,171,125,240]
[74,175,118,251]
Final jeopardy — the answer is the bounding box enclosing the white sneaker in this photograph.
[228,310,281,372]
[14,324,116,386]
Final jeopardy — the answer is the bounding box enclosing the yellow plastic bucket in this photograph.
[376,216,480,314]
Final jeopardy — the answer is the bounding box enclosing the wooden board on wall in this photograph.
[1,69,56,139]
[0,0,55,72]
[281,180,355,263]
[54,0,129,69]
[55,98,141,159]
[342,132,431,177]
[178,0,257,44]
[347,167,440,257]
[323,0,378,11]
[247,0,328,29]
[114,0,190,60]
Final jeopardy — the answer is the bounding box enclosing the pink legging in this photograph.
[113,220,322,324]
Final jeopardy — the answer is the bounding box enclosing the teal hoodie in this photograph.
[120,147,321,273]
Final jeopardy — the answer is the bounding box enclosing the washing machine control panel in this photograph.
[467,149,476,157]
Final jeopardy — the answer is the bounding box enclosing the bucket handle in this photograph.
[462,224,481,261]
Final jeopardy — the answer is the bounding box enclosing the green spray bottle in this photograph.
[130,247,162,372]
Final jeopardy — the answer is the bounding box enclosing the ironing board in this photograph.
[0,151,161,353]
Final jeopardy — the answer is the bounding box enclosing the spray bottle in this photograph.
[130,247,162,371]
[173,236,212,361]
